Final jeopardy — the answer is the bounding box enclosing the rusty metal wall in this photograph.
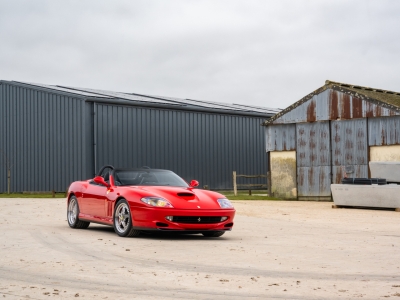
[264,87,400,198]
[296,122,331,197]
[368,116,400,146]
[265,124,296,151]
[331,119,368,183]
[296,122,331,167]
[272,90,330,124]
[272,89,399,125]
[331,165,368,184]
[297,166,331,198]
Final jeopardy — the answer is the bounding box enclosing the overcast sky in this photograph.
[0,0,399,109]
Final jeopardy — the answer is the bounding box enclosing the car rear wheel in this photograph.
[202,231,225,237]
[67,196,90,229]
[114,199,141,237]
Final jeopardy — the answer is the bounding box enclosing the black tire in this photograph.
[202,231,225,237]
[67,196,90,229]
[113,199,141,237]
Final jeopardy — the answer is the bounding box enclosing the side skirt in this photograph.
[79,213,113,226]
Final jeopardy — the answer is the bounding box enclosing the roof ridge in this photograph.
[325,80,400,96]
[263,80,400,126]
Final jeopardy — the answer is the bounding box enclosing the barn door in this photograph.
[331,119,368,183]
[296,121,332,200]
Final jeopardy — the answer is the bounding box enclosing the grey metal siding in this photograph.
[265,124,296,151]
[0,84,5,192]
[0,83,89,192]
[368,116,400,146]
[84,101,95,178]
[0,81,270,192]
[331,119,368,183]
[94,103,267,190]
[296,122,331,197]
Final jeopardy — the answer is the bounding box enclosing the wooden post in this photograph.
[7,168,10,194]
[233,171,237,196]
[52,190,55,198]
[249,189,252,196]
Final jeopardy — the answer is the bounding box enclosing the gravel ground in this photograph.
[0,198,399,299]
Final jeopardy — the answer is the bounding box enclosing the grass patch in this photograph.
[216,190,282,201]
[225,195,281,200]
[0,193,66,198]
[0,190,282,200]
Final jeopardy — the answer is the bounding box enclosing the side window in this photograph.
[90,166,114,186]
[101,168,111,183]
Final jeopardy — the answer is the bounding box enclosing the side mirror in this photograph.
[94,176,110,188]
[189,180,199,188]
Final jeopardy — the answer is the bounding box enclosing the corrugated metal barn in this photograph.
[0,80,279,193]
[263,80,400,200]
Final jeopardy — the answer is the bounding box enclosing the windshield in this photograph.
[114,170,189,187]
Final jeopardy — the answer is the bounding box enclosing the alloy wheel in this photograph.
[115,202,131,234]
[68,198,78,225]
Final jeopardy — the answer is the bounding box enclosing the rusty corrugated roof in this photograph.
[263,80,400,125]
[326,80,400,108]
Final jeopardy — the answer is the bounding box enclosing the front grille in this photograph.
[171,216,224,224]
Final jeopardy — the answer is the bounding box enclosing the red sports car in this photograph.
[67,166,235,237]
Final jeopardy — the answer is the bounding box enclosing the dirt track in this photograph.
[0,198,399,299]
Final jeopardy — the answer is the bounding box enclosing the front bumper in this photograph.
[130,205,235,231]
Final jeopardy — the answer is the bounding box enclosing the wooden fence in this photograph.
[232,171,268,196]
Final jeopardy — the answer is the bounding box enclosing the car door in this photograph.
[82,182,107,218]
[81,167,112,218]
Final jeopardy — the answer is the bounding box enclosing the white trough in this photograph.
[331,184,400,210]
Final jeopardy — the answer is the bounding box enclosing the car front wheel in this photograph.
[113,199,141,237]
[67,196,90,229]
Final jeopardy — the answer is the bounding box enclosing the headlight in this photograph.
[141,197,174,208]
[217,198,233,208]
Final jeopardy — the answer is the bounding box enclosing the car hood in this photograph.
[133,186,226,210]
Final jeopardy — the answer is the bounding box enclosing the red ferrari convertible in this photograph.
[67,166,235,237]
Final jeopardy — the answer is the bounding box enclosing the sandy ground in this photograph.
[0,199,399,300]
